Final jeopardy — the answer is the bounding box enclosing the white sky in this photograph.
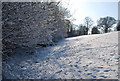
[61,0,119,26]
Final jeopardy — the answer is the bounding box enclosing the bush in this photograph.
[91,27,100,34]
[2,2,67,56]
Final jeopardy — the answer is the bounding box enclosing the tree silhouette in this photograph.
[91,27,100,34]
[84,17,93,35]
[78,24,89,35]
[84,17,94,28]
[97,16,116,33]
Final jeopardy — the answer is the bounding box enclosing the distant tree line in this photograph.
[66,16,118,37]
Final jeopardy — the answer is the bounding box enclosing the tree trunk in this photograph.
[105,28,108,33]
[117,24,120,31]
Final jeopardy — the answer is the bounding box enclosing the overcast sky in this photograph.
[61,0,118,25]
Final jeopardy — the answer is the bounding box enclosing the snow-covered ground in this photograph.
[3,31,119,79]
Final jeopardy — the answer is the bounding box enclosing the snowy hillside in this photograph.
[3,31,119,79]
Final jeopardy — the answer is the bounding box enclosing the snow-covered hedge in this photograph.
[2,2,67,54]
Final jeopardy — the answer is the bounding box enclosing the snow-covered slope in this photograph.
[3,31,119,79]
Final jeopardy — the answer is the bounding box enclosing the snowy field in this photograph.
[3,31,119,79]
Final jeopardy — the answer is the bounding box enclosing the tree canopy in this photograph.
[97,16,116,33]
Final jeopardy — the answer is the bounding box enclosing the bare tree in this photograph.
[84,17,94,28]
[83,17,93,35]
[97,16,116,33]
